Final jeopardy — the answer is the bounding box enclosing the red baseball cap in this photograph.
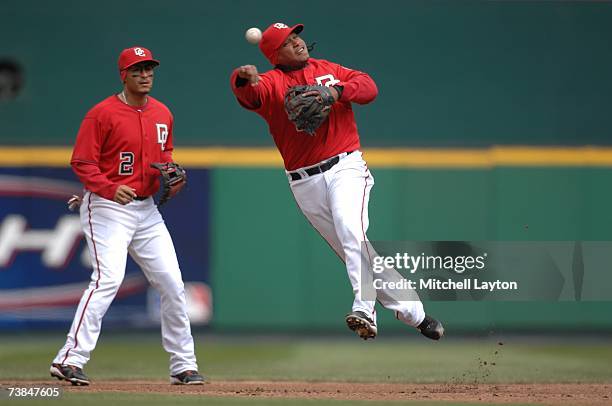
[259,23,304,65]
[118,46,160,71]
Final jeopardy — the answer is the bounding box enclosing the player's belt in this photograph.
[134,196,150,201]
[288,151,354,181]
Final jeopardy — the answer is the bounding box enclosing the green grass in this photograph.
[2,392,538,406]
[3,333,608,405]
[1,333,611,384]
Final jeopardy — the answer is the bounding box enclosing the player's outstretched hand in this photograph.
[237,65,260,86]
[114,185,137,205]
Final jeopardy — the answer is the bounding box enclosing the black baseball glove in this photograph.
[284,85,336,135]
[150,162,187,206]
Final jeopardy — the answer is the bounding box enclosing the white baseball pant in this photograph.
[52,191,198,375]
[288,151,425,327]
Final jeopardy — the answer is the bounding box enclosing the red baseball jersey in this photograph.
[71,95,173,201]
[231,58,378,170]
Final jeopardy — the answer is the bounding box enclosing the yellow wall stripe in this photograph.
[0,146,612,168]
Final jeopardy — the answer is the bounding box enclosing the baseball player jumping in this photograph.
[231,23,444,341]
[50,47,204,385]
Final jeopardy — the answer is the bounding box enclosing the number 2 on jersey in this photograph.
[119,152,134,175]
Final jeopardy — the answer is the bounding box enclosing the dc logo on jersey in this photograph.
[273,23,289,29]
[315,74,340,87]
[134,47,146,57]
[156,123,168,150]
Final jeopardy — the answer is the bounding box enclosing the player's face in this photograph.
[276,33,309,66]
[124,62,156,94]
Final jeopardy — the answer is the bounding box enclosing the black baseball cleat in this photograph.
[417,314,445,340]
[50,363,90,386]
[345,311,377,340]
[170,370,206,385]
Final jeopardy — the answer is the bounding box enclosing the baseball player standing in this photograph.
[50,47,204,385]
[231,23,444,341]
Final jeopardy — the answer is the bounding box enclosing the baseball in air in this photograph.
[245,27,262,45]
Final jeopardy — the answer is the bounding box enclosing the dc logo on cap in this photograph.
[134,47,146,57]
[273,23,289,29]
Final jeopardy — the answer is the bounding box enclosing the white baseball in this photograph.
[245,27,262,45]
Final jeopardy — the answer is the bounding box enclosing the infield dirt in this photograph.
[8,380,612,405]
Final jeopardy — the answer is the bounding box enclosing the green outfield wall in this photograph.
[2,0,612,146]
[1,146,611,331]
[210,166,612,332]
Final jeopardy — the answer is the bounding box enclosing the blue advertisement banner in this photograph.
[0,167,211,330]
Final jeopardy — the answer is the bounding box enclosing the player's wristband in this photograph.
[333,85,344,101]
[235,76,249,87]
